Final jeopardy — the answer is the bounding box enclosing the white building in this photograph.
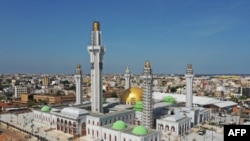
[156,114,191,138]
[86,110,135,140]
[14,86,28,98]
[33,106,89,136]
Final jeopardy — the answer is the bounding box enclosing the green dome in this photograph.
[135,101,143,105]
[41,105,52,112]
[112,120,127,130]
[164,96,175,104]
[132,125,148,135]
[133,101,143,112]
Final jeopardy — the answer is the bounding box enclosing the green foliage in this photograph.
[27,100,36,108]
[111,92,118,98]
[170,87,177,93]
[102,98,106,104]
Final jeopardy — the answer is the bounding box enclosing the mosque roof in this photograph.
[41,105,52,112]
[61,107,89,117]
[153,92,221,106]
[132,125,148,135]
[112,120,127,130]
[213,101,237,108]
[163,114,188,122]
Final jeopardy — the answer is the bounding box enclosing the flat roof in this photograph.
[212,101,237,108]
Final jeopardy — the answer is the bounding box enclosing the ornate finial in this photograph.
[186,64,193,74]
[145,61,151,68]
[187,64,192,69]
[77,64,81,69]
[93,21,100,31]
[126,66,130,73]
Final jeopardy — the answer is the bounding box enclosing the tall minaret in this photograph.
[87,21,106,113]
[124,66,131,89]
[75,64,82,105]
[185,64,194,110]
[142,61,153,129]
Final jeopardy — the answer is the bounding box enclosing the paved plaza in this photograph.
[1,112,75,141]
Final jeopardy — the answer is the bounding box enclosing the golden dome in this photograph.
[145,61,151,68]
[121,87,143,104]
[93,21,100,31]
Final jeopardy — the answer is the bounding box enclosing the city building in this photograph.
[14,86,28,98]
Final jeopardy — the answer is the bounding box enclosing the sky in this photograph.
[0,0,250,75]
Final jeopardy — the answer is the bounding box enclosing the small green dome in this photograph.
[133,101,143,112]
[41,105,52,112]
[135,101,143,105]
[132,125,148,135]
[112,120,127,130]
[164,96,175,104]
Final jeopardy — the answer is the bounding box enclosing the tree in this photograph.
[170,87,177,93]
[111,92,118,98]
[27,100,36,108]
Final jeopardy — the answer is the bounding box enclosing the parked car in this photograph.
[218,112,226,117]
[198,129,206,135]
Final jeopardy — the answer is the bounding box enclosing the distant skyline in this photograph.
[0,0,250,74]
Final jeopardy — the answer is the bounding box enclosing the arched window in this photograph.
[166,125,169,131]
[171,126,175,132]
[104,133,106,139]
[160,124,163,130]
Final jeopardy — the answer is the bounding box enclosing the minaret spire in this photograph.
[124,66,131,89]
[185,64,194,110]
[74,64,82,105]
[142,60,153,129]
[88,21,106,113]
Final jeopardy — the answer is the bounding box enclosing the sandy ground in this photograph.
[0,123,33,141]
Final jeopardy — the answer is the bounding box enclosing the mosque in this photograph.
[33,21,213,141]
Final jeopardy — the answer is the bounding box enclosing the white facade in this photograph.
[88,21,106,113]
[33,110,57,128]
[102,125,160,141]
[178,107,211,127]
[86,121,160,141]
[75,64,83,105]
[156,114,191,138]
[33,107,89,136]
[86,110,135,140]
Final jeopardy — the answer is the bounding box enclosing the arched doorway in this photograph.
[82,122,86,136]
[69,121,73,134]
